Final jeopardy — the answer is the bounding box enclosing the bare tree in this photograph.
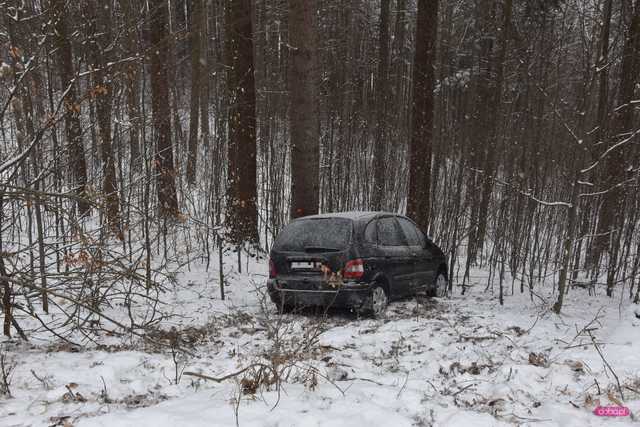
[371,0,391,211]
[407,0,439,232]
[288,0,320,218]
[52,0,90,217]
[120,0,143,169]
[88,0,122,236]
[186,0,203,185]
[597,0,640,296]
[225,0,258,244]
[148,0,180,217]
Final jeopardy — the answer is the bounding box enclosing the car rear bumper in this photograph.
[267,279,371,309]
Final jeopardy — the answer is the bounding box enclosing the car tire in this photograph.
[364,283,388,318]
[428,272,449,298]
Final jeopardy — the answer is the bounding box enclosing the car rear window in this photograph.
[273,218,353,252]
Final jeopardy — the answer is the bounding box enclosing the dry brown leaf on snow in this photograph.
[608,391,624,406]
[528,352,548,367]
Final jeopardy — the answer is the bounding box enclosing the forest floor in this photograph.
[1,253,640,427]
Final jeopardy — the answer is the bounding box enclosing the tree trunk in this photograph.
[465,1,496,264]
[186,0,202,185]
[199,0,211,149]
[598,0,640,296]
[553,179,579,314]
[475,0,510,256]
[371,0,390,211]
[407,0,439,232]
[288,0,320,219]
[0,252,10,337]
[588,0,613,269]
[120,0,142,169]
[225,0,258,244]
[149,0,180,217]
[52,0,90,217]
[89,0,122,237]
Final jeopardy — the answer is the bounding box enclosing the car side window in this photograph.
[397,218,423,247]
[377,217,407,246]
[364,220,377,244]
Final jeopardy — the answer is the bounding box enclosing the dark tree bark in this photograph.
[148,0,179,217]
[599,0,640,296]
[199,0,210,149]
[465,1,496,265]
[186,0,202,185]
[476,0,511,256]
[371,0,391,211]
[407,0,439,232]
[88,0,122,237]
[588,0,613,269]
[596,0,613,148]
[288,0,320,219]
[120,0,142,169]
[0,249,11,337]
[225,0,258,243]
[52,0,90,217]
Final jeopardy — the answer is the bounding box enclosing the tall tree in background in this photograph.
[583,0,613,270]
[288,0,320,219]
[225,0,258,243]
[186,0,203,185]
[407,0,439,232]
[465,1,496,264]
[148,0,179,217]
[198,0,210,150]
[120,0,142,169]
[599,0,640,296]
[371,0,391,211]
[476,0,511,259]
[88,0,122,236]
[52,0,90,217]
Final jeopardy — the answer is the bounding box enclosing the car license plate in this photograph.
[290,261,319,270]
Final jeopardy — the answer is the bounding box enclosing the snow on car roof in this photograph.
[297,211,391,221]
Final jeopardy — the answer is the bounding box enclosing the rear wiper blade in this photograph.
[304,246,339,252]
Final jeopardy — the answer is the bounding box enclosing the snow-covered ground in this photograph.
[1,254,639,426]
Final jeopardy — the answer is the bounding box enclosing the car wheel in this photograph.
[366,283,388,318]
[432,272,448,298]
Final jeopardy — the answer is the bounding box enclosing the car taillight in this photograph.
[343,259,364,279]
[269,259,277,278]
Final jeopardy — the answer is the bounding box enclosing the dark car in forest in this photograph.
[267,212,449,317]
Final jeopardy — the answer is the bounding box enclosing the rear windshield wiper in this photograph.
[304,246,340,253]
